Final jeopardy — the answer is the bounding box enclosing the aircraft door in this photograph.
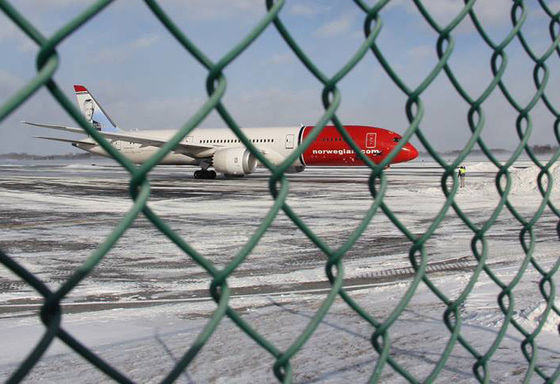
[366,133,377,148]
[285,134,295,149]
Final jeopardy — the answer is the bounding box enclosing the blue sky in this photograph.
[1,0,559,154]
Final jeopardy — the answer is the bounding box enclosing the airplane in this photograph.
[24,85,419,179]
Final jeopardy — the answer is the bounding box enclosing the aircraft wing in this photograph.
[23,122,216,159]
[35,136,96,146]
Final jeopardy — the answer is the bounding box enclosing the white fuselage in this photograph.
[79,126,303,167]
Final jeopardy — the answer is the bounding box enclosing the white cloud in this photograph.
[313,13,356,38]
[417,0,463,23]
[116,95,209,130]
[131,35,159,49]
[92,35,160,64]
[387,0,511,28]
[9,0,96,11]
[289,4,322,17]
[408,45,433,61]
[550,1,560,13]
[0,21,17,42]
[0,70,24,97]
[228,87,320,126]
[263,53,295,66]
[471,0,512,26]
[113,86,321,131]
[27,0,93,7]
[167,0,265,21]
[0,19,36,53]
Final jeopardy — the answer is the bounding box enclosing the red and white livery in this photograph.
[25,85,418,178]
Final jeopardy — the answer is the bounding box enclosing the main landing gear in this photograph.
[194,169,217,179]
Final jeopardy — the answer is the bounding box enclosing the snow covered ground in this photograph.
[0,158,558,383]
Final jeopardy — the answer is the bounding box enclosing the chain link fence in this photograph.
[0,0,558,382]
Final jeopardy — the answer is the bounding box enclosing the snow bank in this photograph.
[508,162,559,195]
[459,162,559,197]
[463,162,499,173]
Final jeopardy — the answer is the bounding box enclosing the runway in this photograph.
[0,159,517,311]
[0,158,557,311]
[0,158,558,383]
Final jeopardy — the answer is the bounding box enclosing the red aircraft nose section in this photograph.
[394,142,419,163]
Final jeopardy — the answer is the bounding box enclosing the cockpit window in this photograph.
[392,137,400,143]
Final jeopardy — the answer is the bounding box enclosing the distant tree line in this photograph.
[0,152,93,160]
[530,144,559,154]
[436,148,510,157]
[417,145,558,157]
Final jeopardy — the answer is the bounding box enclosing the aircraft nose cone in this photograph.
[394,142,418,163]
[403,142,419,161]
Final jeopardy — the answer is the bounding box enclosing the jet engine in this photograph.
[260,149,305,173]
[212,147,257,176]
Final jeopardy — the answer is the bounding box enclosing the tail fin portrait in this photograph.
[74,85,119,132]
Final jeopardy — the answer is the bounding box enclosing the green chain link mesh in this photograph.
[0,0,559,382]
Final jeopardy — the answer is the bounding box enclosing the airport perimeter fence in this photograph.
[0,0,558,383]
